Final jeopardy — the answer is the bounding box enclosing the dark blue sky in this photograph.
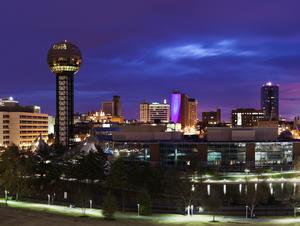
[1,0,300,120]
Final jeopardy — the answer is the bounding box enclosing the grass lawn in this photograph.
[1,199,300,226]
[0,207,300,226]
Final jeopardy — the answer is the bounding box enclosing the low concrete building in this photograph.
[207,127,277,142]
[0,97,48,148]
[93,124,182,141]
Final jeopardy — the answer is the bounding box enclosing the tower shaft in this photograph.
[55,74,74,147]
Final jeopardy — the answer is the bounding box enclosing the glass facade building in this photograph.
[261,82,279,121]
[207,143,246,167]
[255,142,293,167]
[94,131,298,172]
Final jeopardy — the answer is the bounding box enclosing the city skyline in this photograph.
[2,1,300,223]
[1,1,300,120]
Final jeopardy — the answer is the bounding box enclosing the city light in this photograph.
[1,2,300,225]
[170,92,181,123]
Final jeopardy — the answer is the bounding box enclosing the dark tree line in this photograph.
[1,144,300,219]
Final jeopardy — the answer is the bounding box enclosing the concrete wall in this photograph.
[112,131,182,141]
[232,130,255,141]
[207,127,277,142]
[207,127,232,141]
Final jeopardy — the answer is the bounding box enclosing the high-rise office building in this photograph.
[231,108,265,127]
[102,101,114,115]
[0,98,48,148]
[261,82,279,121]
[140,101,170,123]
[171,91,181,123]
[180,93,189,128]
[202,109,221,125]
[101,96,124,123]
[171,91,196,128]
[113,95,121,116]
[149,101,170,123]
[140,102,149,123]
[187,98,198,127]
[47,40,82,148]
[102,96,122,117]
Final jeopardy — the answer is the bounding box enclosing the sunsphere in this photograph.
[47,40,82,148]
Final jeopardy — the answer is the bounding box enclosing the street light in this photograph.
[244,168,250,195]
[207,184,211,196]
[137,203,140,216]
[191,184,195,192]
[47,194,51,205]
[244,168,250,176]
[244,168,250,219]
[4,190,8,205]
[269,183,273,195]
[64,192,67,200]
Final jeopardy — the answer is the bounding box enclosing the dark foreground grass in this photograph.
[2,206,300,226]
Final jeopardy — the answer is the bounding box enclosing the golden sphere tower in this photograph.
[47,40,82,148]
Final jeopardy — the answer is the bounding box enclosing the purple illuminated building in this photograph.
[171,91,181,123]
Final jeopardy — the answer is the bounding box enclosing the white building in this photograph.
[140,100,170,123]
[0,97,48,148]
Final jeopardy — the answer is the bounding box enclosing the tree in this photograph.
[65,149,105,214]
[102,191,118,220]
[33,143,65,194]
[162,170,199,213]
[0,145,33,201]
[202,186,222,222]
[106,159,128,211]
[274,182,300,217]
[138,188,152,216]
[244,183,269,218]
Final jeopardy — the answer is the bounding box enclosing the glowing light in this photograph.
[269,183,273,195]
[207,184,211,196]
[191,184,195,192]
[171,93,181,123]
[223,184,227,195]
[239,184,242,194]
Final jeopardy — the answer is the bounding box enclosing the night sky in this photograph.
[1,0,300,120]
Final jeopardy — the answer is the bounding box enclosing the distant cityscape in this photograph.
[4,1,300,224]
[0,41,299,172]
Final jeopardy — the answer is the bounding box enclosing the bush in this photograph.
[138,189,152,216]
[102,191,117,220]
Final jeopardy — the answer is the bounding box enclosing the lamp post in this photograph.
[244,168,250,176]
[244,168,250,195]
[4,190,8,205]
[137,203,140,216]
[244,169,250,219]
[47,194,51,205]
[190,185,195,216]
[207,184,211,196]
